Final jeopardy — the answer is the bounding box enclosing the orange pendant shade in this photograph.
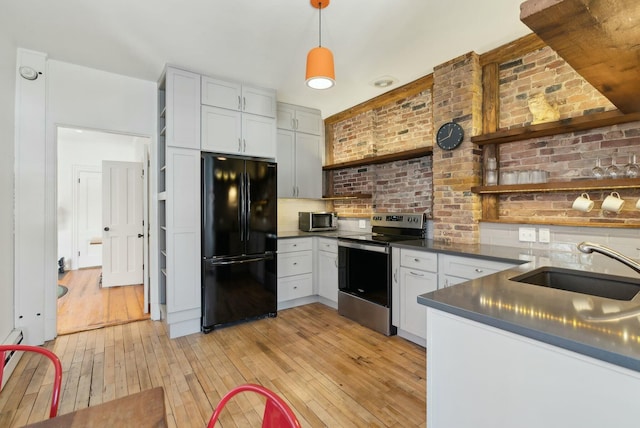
[305,46,335,90]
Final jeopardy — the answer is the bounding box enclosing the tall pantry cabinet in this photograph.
[157,66,202,338]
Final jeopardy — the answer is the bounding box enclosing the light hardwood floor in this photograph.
[57,268,150,335]
[0,303,426,427]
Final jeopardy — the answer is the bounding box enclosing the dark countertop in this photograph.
[408,239,640,372]
[278,230,369,239]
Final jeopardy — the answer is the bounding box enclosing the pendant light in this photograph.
[306,0,335,90]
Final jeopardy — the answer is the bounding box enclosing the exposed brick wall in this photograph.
[329,91,433,217]
[331,156,433,216]
[431,53,483,244]
[496,49,640,226]
[499,46,616,129]
[374,92,432,156]
[326,40,639,235]
[332,111,375,164]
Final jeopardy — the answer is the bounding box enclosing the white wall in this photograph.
[57,128,146,269]
[13,58,157,343]
[0,34,16,343]
[277,199,330,231]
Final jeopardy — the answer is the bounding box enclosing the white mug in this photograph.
[572,193,594,213]
[602,192,625,213]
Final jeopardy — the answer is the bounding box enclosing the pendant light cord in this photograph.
[318,2,323,47]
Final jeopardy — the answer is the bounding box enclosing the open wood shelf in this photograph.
[322,147,433,171]
[471,110,640,146]
[471,178,640,194]
[480,219,640,229]
[321,193,372,200]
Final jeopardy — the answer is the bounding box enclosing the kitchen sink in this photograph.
[510,267,640,301]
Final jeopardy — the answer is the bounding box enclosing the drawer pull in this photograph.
[293,262,297,265]
[475,268,484,273]
[293,286,298,289]
[409,271,424,277]
[414,258,420,262]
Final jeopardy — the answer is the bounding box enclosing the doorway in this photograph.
[56,127,151,334]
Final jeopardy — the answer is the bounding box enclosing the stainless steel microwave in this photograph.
[298,212,338,232]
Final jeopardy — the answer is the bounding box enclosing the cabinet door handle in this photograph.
[409,271,424,277]
[414,258,420,262]
[393,269,398,282]
[238,138,242,152]
[237,96,241,110]
[243,97,246,111]
[334,258,338,268]
[243,139,247,152]
[293,262,298,266]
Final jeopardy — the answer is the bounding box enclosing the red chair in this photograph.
[207,384,301,428]
[0,344,63,418]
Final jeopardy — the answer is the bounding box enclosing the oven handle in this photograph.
[338,240,389,254]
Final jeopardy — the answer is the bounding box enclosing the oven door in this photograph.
[338,240,390,307]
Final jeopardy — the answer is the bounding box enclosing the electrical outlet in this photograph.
[539,228,550,243]
[358,219,366,229]
[518,227,536,242]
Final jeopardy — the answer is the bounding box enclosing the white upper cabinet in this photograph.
[201,106,242,154]
[201,76,277,158]
[201,76,276,118]
[202,106,276,158]
[276,103,324,198]
[277,103,323,135]
[276,130,322,198]
[165,67,201,149]
[242,113,277,158]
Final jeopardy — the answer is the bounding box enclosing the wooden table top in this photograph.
[23,386,167,428]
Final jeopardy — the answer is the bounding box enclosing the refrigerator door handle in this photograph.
[204,253,274,266]
[239,171,246,242]
[246,173,251,241]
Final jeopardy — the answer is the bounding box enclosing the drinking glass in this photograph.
[606,162,620,179]
[591,158,604,179]
[624,154,639,178]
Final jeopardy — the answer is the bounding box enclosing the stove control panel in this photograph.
[371,213,426,229]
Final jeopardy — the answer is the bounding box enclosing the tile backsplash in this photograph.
[480,222,640,259]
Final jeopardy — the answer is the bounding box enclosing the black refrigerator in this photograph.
[201,153,278,332]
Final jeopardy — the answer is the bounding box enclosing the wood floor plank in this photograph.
[57,268,149,335]
[0,303,426,427]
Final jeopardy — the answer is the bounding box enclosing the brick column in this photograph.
[432,52,483,243]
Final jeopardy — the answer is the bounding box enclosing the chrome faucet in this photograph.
[577,242,640,275]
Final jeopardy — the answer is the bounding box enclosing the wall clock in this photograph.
[436,122,464,150]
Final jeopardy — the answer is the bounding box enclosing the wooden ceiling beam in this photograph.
[520,0,640,113]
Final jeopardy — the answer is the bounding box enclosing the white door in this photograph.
[76,168,102,268]
[142,150,149,313]
[102,161,144,287]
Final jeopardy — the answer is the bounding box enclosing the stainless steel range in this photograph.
[338,212,426,335]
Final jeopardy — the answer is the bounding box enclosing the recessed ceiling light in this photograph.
[370,76,398,89]
[19,66,39,81]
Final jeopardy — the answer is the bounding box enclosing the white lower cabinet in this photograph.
[277,238,313,308]
[396,249,438,345]
[316,238,338,306]
[393,249,518,346]
[427,308,640,428]
[438,254,517,289]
